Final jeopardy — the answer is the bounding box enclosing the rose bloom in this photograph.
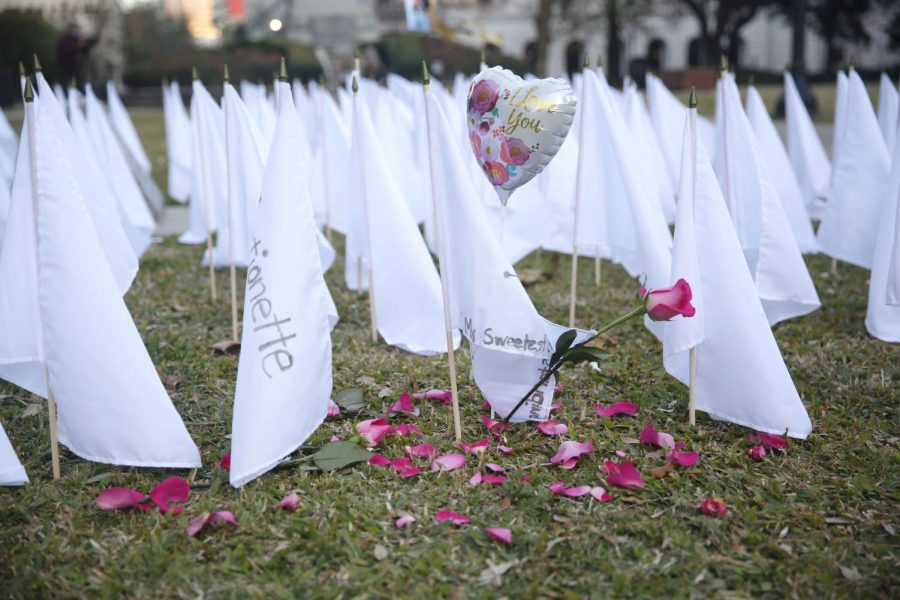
[645,279,696,321]
[482,161,510,186]
[700,496,728,516]
[470,79,500,114]
[501,137,531,166]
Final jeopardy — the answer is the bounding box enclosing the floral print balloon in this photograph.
[467,67,577,205]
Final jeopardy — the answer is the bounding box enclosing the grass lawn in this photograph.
[0,106,897,598]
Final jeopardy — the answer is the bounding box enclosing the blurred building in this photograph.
[226,0,897,80]
[3,0,124,83]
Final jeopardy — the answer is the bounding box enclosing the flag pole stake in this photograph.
[568,51,592,328]
[25,79,61,480]
[422,61,462,441]
[830,257,838,276]
[688,347,697,426]
[318,73,334,244]
[688,87,698,428]
[594,246,601,287]
[224,65,238,340]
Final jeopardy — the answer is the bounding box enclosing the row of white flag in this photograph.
[1,64,898,488]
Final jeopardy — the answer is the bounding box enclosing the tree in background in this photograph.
[776,0,873,71]
[672,0,777,68]
[0,9,58,104]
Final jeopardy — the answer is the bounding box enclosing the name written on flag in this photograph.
[247,236,296,379]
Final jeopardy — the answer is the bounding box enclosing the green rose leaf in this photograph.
[334,387,365,413]
[310,441,373,472]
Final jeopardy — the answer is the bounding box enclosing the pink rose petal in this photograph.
[388,392,419,416]
[399,467,422,478]
[435,510,470,525]
[520,475,531,483]
[186,510,237,537]
[537,420,568,436]
[272,492,300,512]
[368,454,391,467]
[604,460,645,490]
[484,527,512,545]
[667,443,700,468]
[590,486,612,502]
[747,445,766,461]
[549,402,563,412]
[497,446,514,455]
[550,440,593,467]
[219,454,231,470]
[481,474,506,485]
[481,401,492,412]
[700,496,728,516]
[615,450,627,458]
[481,415,510,436]
[96,487,145,511]
[459,439,490,454]
[357,418,395,447]
[752,432,789,451]
[431,453,466,472]
[548,482,591,497]
[394,423,424,437]
[638,424,675,450]
[326,400,340,418]
[485,463,504,473]
[413,389,452,404]
[468,472,483,486]
[595,402,639,417]
[405,443,436,459]
[389,457,414,471]
[548,481,567,494]
[395,515,416,528]
[150,477,191,514]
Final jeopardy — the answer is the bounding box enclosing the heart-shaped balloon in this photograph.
[466,67,577,205]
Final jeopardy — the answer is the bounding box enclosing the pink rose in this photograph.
[644,279,696,321]
[700,496,728,517]
[482,161,510,186]
[500,137,530,166]
[470,79,500,115]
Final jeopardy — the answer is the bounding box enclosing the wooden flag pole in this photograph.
[193,67,217,302]
[25,76,61,479]
[568,52,591,328]
[223,65,239,341]
[688,87,699,428]
[594,246,602,286]
[422,62,462,441]
[351,75,378,342]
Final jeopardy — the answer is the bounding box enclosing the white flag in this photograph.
[37,76,137,293]
[229,82,334,487]
[714,75,820,325]
[0,89,200,467]
[0,420,27,486]
[865,117,900,341]
[818,70,891,269]
[309,87,351,235]
[83,84,155,257]
[745,85,818,254]
[162,81,192,203]
[832,71,849,164]
[877,73,899,158]
[106,81,152,174]
[664,104,812,438]
[180,79,226,245]
[424,85,591,422]
[784,72,831,218]
[67,86,153,260]
[346,86,453,356]
[622,83,676,224]
[646,73,715,181]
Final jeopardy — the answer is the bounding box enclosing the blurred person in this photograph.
[57,24,97,90]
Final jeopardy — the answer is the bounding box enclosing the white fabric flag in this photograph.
[832,71,849,164]
[67,87,153,261]
[664,105,813,439]
[83,84,155,256]
[579,69,673,338]
[425,87,590,422]
[865,118,900,341]
[0,92,201,467]
[0,107,16,187]
[877,73,899,156]
[163,81,192,203]
[745,85,818,254]
[309,87,351,235]
[622,83,676,224]
[784,72,831,219]
[0,420,27,486]
[106,81,152,174]
[180,79,226,245]
[714,75,820,325]
[818,70,891,269]
[347,87,454,356]
[36,77,137,292]
[229,82,334,487]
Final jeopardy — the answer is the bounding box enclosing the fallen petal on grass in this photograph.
[96,488,145,511]
[395,515,416,528]
[431,453,466,472]
[595,402,639,417]
[537,420,568,436]
[435,510,470,525]
[272,492,300,512]
[484,527,512,545]
[186,511,238,537]
[150,477,191,514]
